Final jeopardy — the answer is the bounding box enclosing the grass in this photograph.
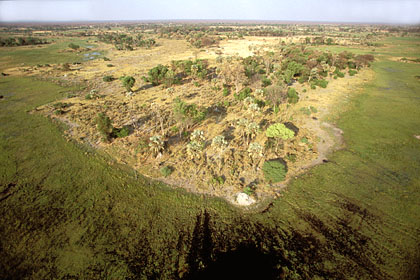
[0,38,102,71]
[0,36,419,279]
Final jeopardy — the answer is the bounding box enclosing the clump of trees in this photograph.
[97,33,156,50]
[0,37,49,47]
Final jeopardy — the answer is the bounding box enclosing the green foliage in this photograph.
[103,75,114,82]
[209,175,225,185]
[266,123,295,140]
[112,126,130,138]
[243,185,256,196]
[54,109,64,115]
[160,166,174,177]
[300,107,312,115]
[287,88,299,104]
[261,77,272,87]
[142,64,175,86]
[262,159,287,183]
[314,79,328,88]
[52,102,69,109]
[68,43,80,50]
[234,87,252,101]
[223,87,230,96]
[334,68,345,78]
[349,69,358,76]
[310,106,318,113]
[173,98,207,123]
[107,64,114,67]
[120,76,135,91]
[95,113,113,142]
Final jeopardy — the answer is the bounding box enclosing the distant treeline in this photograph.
[97,33,155,50]
[0,37,49,47]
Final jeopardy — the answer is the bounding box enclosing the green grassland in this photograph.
[0,38,102,71]
[1,36,419,279]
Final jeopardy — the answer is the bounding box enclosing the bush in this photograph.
[112,126,130,138]
[234,87,252,101]
[316,79,328,88]
[95,113,113,142]
[266,123,295,140]
[261,77,272,87]
[68,43,80,50]
[107,64,114,67]
[262,159,287,183]
[349,69,358,76]
[160,166,174,177]
[287,88,299,104]
[120,76,135,91]
[103,57,111,61]
[223,87,230,96]
[103,75,114,82]
[210,176,225,185]
[142,64,169,86]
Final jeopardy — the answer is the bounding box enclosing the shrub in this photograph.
[120,76,135,91]
[112,126,130,138]
[160,166,174,177]
[142,64,169,86]
[54,109,64,115]
[266,123,295,140]
[210,176,225,185]
[349,69,358,76]
[68,43,79,50]
[53,102,69,109]
[262,159,287,183]
[287,88,299,104]
[316,79,328,88]
[234,87,252,101]
[173,98,207,123]
[223,87,230,96]
[95,113,113,142]
[311,84,316,90]
[261,77,272,87]
[310,106,318,113]
[300,107,312,115]
[103,57,111,61]
[103,75,114,82]
[107,64,114,67]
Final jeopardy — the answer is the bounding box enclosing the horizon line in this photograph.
[0,19,419,26]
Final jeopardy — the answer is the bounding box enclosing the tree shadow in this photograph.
[284,122,299,135]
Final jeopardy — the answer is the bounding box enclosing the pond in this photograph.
[83,51,101,60]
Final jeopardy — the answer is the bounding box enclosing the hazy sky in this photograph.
[0,0,419,24]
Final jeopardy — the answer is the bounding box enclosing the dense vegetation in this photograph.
[0,36,49,47]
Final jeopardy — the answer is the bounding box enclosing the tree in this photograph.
[142,64,169,86]
[121,76,135,92]
[266,123,295,153]
[266,123,294,140]
[264,85,287,110]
